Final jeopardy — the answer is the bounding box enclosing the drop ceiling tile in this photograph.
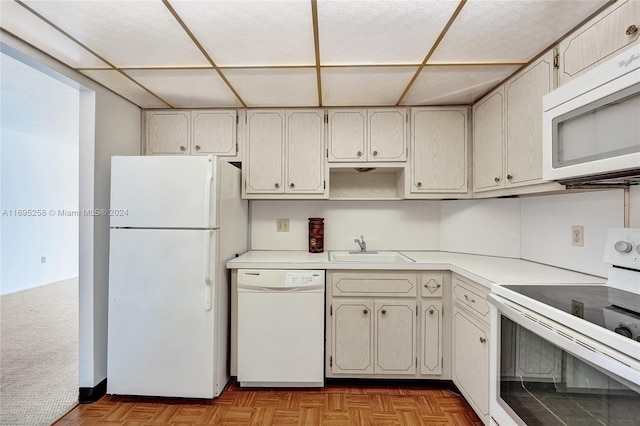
[317,0,459,65]
[430,0,608,63]
[322,66,417,106]
[0,1,108,69]
[21,0,208,67]
[170,0,315,67]
[124,68,242,108]
[221,68,318,107]
[401,65,519,105]
[81,69,169,108]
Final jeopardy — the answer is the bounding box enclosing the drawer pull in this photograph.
[479,337,487,344]
[494,176,501,183]
[363,309,368,315]
[464,294,476,303]
[429,309,434,315]
[424,283,441,289]
[195,145,201,151]
[381,309,387,315]
[626,24,638,36]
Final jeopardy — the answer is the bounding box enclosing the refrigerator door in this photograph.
[110,155,219,229]
[107,228,219,398]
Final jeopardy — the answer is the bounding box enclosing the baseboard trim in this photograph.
[79,378,107,404]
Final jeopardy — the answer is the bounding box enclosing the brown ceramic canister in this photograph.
[308,218,324,253]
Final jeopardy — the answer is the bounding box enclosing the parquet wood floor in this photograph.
[55,378,483,425]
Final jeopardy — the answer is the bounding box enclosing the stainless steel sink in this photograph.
[328,251,414,263]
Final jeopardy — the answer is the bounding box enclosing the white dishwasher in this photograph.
[237,269,325,387]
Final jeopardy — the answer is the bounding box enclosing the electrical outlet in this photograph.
[276,219,289,232]
[41,256,46,264]
[571,225,584,247]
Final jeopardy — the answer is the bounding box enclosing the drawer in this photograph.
[420,273,443,298]
[453,277,489,320]
[331,272,417,297]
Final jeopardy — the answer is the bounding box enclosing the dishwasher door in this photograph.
[237,269,325,387]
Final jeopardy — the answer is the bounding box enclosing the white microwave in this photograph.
[542,45,640,185]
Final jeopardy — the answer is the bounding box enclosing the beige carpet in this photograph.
[0,278,79,425]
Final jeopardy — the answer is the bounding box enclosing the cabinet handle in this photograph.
[274,183,280,189]
[423,283,441,289]
[464,294,476,303]
[179,145,186,152]
[357,150,363,157]
[626,24,638,35]
[363,309,368,315]
[381,309,387,315]
[494,177,501,183]
[479,337,487,344]
[289,182,295,189]
[195,145,201,151]
[429,309,434,315]
[507,174,513,181]
[417,181,422,187]
[372,150,378,156]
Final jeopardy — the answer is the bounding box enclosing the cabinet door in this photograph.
[374,300,416,375]
[410,108,468,193]
[505,51,553,187]
[332,300,374,374]
[421,301,442,376]
[558,0,640,86]
[191,110,236,156]
[368,108,407,161]
[145,111,190,155]
[473,89,505,192]
[246,110,285,194]
[453,308,489,422]
[327,109,367,162]
[286,110,325,194]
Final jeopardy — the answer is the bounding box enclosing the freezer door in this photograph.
[110,155,219,229]
[107,228,219,398]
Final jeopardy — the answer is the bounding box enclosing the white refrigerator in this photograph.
[107,155,248,398]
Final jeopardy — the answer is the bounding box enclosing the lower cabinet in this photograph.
[452,275,491,425]
[327,271,449,379]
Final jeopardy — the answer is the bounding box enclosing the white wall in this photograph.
[440,198,521,258]
[251,200,440,251]
[520,190,625,277]
[0,52,79,295]
[1,35,141,389]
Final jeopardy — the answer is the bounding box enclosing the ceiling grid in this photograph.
[0,0,610,109]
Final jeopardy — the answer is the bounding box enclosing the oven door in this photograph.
[489,294,640,426]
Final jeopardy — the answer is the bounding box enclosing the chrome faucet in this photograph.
[354,235,367,252]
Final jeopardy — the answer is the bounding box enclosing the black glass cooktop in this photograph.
[503,285,640,331]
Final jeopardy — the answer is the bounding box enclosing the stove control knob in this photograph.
[614,326,633,339]
[614,240,633,253]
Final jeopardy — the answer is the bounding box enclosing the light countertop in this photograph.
[227,250,606,289]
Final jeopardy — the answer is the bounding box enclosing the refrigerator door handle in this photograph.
[203,159,214,228]
[204,230,213,311]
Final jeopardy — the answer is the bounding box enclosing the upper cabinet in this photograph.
[558,0,640,86]
[244,109,326,199]
[406,107,469,198]
[472,89,504,192]
[473,50,563,197]
[328,108,407,162]
[144,110,237,157]
[504,51,554,188]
